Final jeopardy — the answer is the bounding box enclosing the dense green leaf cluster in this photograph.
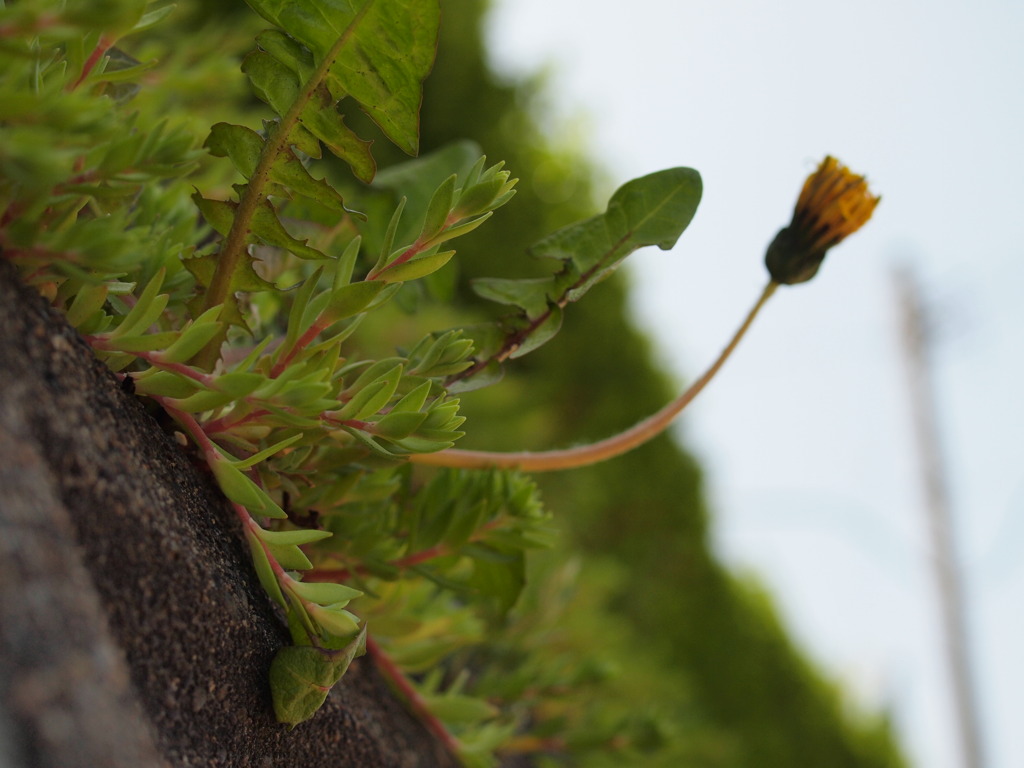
[0,0,711,764]
[0,0,906,766]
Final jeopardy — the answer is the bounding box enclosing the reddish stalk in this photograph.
[270,319,330,378]
[87,342,217,388]
[412,280,778,473]
[306,519,505,583]
[69,35,114,91]
[365,634,463,758]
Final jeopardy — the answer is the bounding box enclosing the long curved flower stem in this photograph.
[411,280,778,473]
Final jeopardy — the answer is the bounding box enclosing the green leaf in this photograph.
[472,276,553,320]
[250,199,327,260]
[159,307,224,363]
[232,432,304,469]
[289,580,363,606]
[307,604,361,636]
[110,267,167,338]
[65,283,109,328]
[172,372,264,412]
[206,122,355,213]
[322,281,388,323]
[427,212,491,246]
[389,379,432,413]
[257,528,333,547]
[372,197,407,275]
[269,625,367,726]
[247,529,287,608]
[241,48,299,117]
[419,173,456,241]
[191,194,237,237]
[297,85,375,182]
[205,122,262,180]
[530,167,702,290]
[373,410,428,439]
[267,543,315,571]
[132,370,202,399]
[375,250,454,283]
[245,0,440,156]
[209,455,287,519]
[421,692,499,726]
[509,305,562,359]
[106,331,179,352]
[335,364,402,420]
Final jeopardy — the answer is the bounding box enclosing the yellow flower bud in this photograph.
[766,156,880,285]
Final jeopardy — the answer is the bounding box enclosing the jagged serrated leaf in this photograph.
[245,0,440,155]
[241,48,299,118]
[208,122,355,212]
[250,200,326,260]
[192,193,237,236]
[296,84,375,182]
[205,122,262,179]
[254,28,316,82]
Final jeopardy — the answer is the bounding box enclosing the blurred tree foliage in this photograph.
[412,2,908,767]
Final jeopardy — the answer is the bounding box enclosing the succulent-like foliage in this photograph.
[1,0,710,764]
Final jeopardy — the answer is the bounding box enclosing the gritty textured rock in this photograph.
[0,259,457,768]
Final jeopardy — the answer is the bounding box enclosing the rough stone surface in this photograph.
[0,259,457,768]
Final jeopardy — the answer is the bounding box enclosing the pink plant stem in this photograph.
[411,280,778,473]
[306,519,505,582]
[366,210,458,280]
[203,408,271,435]
[365,634,463,758]
[69,35,114,91]
[271,320,329,378]
[155,397,296,606]
[86,340,217,388]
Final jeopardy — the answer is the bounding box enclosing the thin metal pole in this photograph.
[895,268,984,768]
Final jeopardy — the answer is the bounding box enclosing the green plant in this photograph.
[0,1,878,765]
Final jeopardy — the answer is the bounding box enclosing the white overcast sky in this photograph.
[485,2,1024,767]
